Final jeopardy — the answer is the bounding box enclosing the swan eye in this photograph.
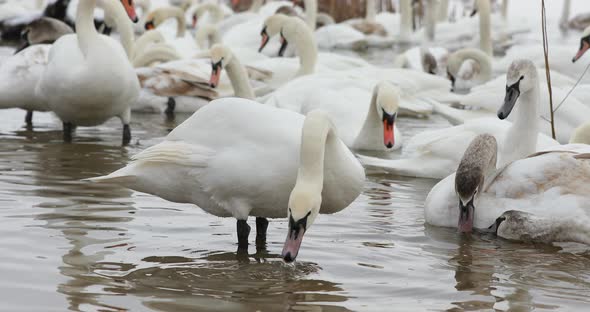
[520,75,524,80]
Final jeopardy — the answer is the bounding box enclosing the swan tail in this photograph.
[85,170,137,185]
[131,141,214,168]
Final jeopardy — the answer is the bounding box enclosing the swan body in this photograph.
[426,140,590,236]
[359,60,560,179]
[89,98,365,262]
[37,0,139,142]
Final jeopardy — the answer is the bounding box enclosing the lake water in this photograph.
[0,100,589,312]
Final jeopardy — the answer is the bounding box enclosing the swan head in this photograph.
[488,210,536,241]
[282,187,321,263]
[209,44,233,88]
[374,82,400,149]
[120,0,139,23]
[573,26,590,63]
[144,7,183,32]
[454,134,497,233]
[259,14,289,52]
[275,16,308,57]
[498,59,536,120]
[446,49,488,92]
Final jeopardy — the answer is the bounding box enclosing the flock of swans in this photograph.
[2,0,590,263]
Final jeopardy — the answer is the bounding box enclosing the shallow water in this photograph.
[0,104,589,312]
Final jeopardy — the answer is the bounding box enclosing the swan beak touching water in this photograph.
[573,27,590,62]
[121,0,139,23]
[282,192,320,263]
[454,134,498,233]
[447,70,456,91]
[259,26,270,52]
[210,60,222,88]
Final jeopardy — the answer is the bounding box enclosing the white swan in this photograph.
[359,59,559,179]
[143,6,198,58]
[426,134,590,237]
[36,0,140,144]
[256,15,371,92]
[446,48,492,92]
[88,98,365,262]
[438,66,590,143]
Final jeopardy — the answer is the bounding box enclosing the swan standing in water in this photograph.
[427,134,590,236]
[36,0,140,144]
[359,59,558,179]
[88,99,365,263]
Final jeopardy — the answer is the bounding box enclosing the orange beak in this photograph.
[382,112,396,149]
[121,0,139,23]
[232,0,240,6]
[573,40,590,63]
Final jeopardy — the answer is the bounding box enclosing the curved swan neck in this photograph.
[195,24,221,49]
[226,55,255,100]
[135,30,164,54]
[287,18,317,76]
[196,3,224,24]
[100,0,136,59]
[477,0,492,56]
[354,84,384,149]
[132,44,179,67]
[303,0,318,31]
[153,7,186,37]
[296,111,337,191]
[399,0,412,39]
[366,0,377,23]
[77,0,99,56]
[501,0,509,21]
[448,48,492,83]
[437,0,449,22]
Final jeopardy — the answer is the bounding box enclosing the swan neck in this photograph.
[503,75,540,163]
[77,0,99,56]
[196,25,221,49]
[303,0,317,31]
[101,0,136,59]
[354,85,383,149]
[437,0,449,22]
[477,0,492,56]
[135,30,164,54]
[424,0,437,41]
[560,0,571,26]
[132,45,179,67]
[293,21,317,76]
[226,57,255,100]
[399,0,412,39]
[297,112,336,191]
[366,0,377,22]
[451,49,492,83]
[501,0,509,21]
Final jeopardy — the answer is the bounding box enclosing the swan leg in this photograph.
[123,125,131,145]
[63,122,74,143]
[165,97,176,119]
[237,219,250,249]
[25,111,33,128]
[255,217,269,246]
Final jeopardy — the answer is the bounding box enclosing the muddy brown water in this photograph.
[0,105,588,312]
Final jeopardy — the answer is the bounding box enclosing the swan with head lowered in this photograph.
[426,134,590,239]
[88,98,365,263]
[359,59,559,179]
[36,0,140,144]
